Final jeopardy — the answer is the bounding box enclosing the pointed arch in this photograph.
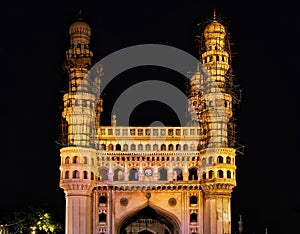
[118,203,180,234]
[65,157,70,164]
[188,167,198,181]
[99,168,108,181]
[113,168,123,181]
[174,168,183,181]
[129,168,139,181]
[158,167,168,181]
[116,144,121,150]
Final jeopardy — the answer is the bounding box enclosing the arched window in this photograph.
[226,156,231,164]
[91,158,94,165]
[197,144,201,150]
[227,170,231,178]
[153,144,158,150]
[217,156,223,164]
[190,144,195,150]
[65,171,69,179]
[190,196,198,205]
[138,144,143,151]
[73,156,79,164]
[218,170,224,178]
[108,144,114,151]
[131,144,136,151]
[190,213,198,222]
[83,171,88,179]
[99,168,108,181]
[83,157,88,164]
[116,144,121,151]
[174,168,183,181]
[159,168,167,181]
[168,144,174,151]
[99,213,107,223]
[202,158,206,166]
[208,170,214,179]
[145,144,151,150]
[123,144,128,151]
[202,172,206,179]
[113,168,123,181]
[208,156,213,164]
[100,144,106,150]
[73,170,80,179]
[183,144,188,151]
[189,168,198,180]
[176,144,181,151]
[129,168,138,181]
[65,157,70,164]
[91,172,94,180]
[161,144,166,151]
[99,196,107,205]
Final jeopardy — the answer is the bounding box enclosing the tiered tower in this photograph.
[188,11,237,233]
[59,14,103,234]
[59,11,239,234]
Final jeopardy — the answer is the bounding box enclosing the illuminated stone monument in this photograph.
[59,11,240,234]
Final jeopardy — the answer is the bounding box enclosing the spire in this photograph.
[265,227,268,234]
[213,8,216,20]
[238,214,243,234]
[78,9,83,21]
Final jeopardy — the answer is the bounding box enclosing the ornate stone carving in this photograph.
[168,198,177,206]
[120,198,128,206]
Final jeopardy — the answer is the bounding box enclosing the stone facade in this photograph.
[59,12,238,234]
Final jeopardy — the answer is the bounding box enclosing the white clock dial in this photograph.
[144,168,153,176]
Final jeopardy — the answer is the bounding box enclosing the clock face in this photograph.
[144,168,153,177]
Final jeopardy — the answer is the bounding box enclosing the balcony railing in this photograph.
[98,126,203,138]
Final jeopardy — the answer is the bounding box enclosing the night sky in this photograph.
[0,1,299,233]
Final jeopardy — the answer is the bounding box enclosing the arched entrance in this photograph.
[119,205,179,234]
[138,230,154,234]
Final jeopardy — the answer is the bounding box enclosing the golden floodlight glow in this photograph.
[58,9,241,234]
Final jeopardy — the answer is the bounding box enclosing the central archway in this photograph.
[119,205,180,234]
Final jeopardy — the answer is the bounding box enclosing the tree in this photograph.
[36,212,61,233]
[0,206,62,234]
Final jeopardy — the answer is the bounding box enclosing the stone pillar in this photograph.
[65,191,93,234]
[203,195,231,234]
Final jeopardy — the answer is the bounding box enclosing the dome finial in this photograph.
[78,9,83,21]
[213,8,216,20]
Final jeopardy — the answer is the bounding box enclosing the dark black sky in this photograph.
[0,0,299,233]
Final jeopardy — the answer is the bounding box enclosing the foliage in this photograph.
[0,206,62,234]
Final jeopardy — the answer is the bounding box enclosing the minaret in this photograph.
[189,11,237,233]
[59,12,103,234]
[238,214,243,234]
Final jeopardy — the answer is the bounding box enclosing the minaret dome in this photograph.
[204,17,226,50]
[69,16,91,46]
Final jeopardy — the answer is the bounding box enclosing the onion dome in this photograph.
[203,10,226,50]
[69,10,91,46]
